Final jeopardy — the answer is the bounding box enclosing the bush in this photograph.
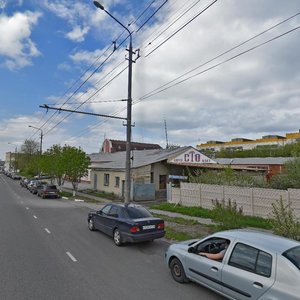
[269,198,300,240]
[211,199,244,230]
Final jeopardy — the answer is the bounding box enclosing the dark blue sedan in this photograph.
[88,203,165,246]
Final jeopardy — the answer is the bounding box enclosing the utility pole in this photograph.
[28,125,43,155]
[164,119,169,149]
[94,1,135,203]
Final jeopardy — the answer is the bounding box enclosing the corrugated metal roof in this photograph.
[216,157,292,165]
[89,148,293,171]
[89,147,190,170]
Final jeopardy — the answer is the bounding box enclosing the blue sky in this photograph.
[1,0,300,160]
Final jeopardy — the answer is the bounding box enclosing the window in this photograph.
[125,206,152,219]
[283,246,300,270]
[150,172,154,183]
[229,243,272,277]
[104,173,109,186]
[115,176,120,188]
[101,205,112,215]
[108,206,119,218]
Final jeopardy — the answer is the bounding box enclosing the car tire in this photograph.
[170,258,189,283]
[113,229,122,246]
[88,218,95,231]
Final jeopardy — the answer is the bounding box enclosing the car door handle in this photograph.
[211,266,218,272]
[253,282,263,289]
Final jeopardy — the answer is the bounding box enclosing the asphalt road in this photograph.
[0,174,225,300]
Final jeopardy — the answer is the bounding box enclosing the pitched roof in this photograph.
[89,147,189,170]
[215,157,292,165]
[101,139,161,153]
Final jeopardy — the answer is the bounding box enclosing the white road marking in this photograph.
[45,228,51,234]
[33,215,37,219]
[26,207,29,210]
[66,252,77,262]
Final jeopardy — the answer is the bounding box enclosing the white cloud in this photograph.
[75,0,300,148]
[43,1,101,42]
[0,0,7,9]
[0,11,41,70]
[66,25,90,42]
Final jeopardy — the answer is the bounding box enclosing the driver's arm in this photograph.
[199,251,225,260]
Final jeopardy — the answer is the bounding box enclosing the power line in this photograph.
[139,23,300,101]
[136,0,169,33]
[145,0,218,57]
[145,0,202,48]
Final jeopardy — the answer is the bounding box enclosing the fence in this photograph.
[167,182,300,218]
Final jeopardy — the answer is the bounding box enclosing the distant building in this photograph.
[101,139,162,153]
[197,131,300,152]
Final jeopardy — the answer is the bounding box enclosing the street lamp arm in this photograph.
[93,1,131,37]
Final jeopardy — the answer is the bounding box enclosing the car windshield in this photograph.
[126,206,152,219]
[283,246,300,270]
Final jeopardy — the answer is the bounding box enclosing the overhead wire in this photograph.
[144,0,203,48]
[37,0,159,140]
[138,22,300,101]
[145,0,218,57]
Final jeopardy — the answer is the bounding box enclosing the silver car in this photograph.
[165,229,300,299]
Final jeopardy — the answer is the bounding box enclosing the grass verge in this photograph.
[151,202,272,230]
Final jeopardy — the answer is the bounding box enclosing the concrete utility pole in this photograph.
[28,125,43,155]
[94,1,134,203]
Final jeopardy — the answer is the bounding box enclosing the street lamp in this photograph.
[8,142,17,172]
[94,1,133,203]
[28,125,43,155]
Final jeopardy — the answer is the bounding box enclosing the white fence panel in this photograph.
[168,183,300,219]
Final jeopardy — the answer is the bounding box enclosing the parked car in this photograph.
[37,184,59,199]
[88,203,165,246]
[20,177,28,187]
[11,173,21,180]
[165,229,300,300]
[31,181,47,194]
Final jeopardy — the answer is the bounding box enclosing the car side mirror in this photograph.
[188,246,196,253]
[97,210,102,215]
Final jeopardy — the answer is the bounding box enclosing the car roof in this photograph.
[106,203,146,209]
[214,229,300,254]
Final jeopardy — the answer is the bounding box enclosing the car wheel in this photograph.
[170,258,188,283]
[88,218,95,231]
[113,229,122,246]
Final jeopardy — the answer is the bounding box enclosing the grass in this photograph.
[81,189,120,200]
[165,228,196,241]
[151,202,272,230]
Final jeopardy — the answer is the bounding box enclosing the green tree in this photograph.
[270,157,300,189]
[40,145,65,189]
[17,139,40,176]
[62,146,90,196]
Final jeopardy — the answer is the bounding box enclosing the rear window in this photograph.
[283,246,300,270]
[46,185,57,190]
[126,206,152,219]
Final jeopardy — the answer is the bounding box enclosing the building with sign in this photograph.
[89,146,217,201]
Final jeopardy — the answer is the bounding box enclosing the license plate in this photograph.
[142,225,155,230]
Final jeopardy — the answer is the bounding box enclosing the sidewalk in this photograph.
[64,192,215,226]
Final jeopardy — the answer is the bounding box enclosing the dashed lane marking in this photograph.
[66,252,77,262]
